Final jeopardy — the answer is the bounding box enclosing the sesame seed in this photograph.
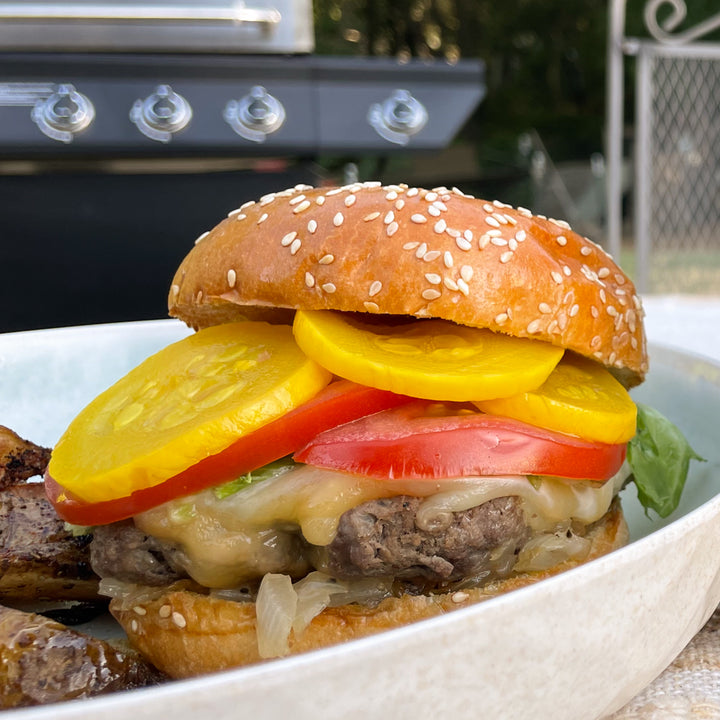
[504,214,517,225]
[308,219,318,234]
[445,228,461,238]
[240,200,255,210]
[451,591,470,603]
[194,230,210,245]
[423,251,441,262]
[257,212,268,224]
[539,303,552,314]
[364,211,381,222]
[293,200,311,214]
[425,191,438,202]
[491,213,509,225]
[159,604,172,618]
[460,265,473,282]
[319,254,334,265]
[384,211,394,224]
[387,221,399,237]
[606,305,618,317]
[483,203,494,213]
[227,269,237,288]
[581,246,592,256]
[615,273,626,285]
[345,194,356,207]
[131,619,139,633]
[443,251,454,268]
[485,216,501,228]
[598,267,611,279]
[508,238,518,251]
[305,272,315,288]
[562,265,572,276]
[456,237,472,251]
[290,238,302,255]
[444,277,459,291]
[228,207,245,218]
[369,280,382,296]
[326,188,343,196]
[385,190,398,201]
[425,273,442,285]
[333,212,344,227]
[631,337,638,349]
[486,229,503,237]
[260,193,276,205]
[556,235,567,246]
[500,251,514,263]
[516,230,527,242]
[433,201,448,212]
[422,289,442,300]
[411,214,427,224]
[517,206,532,217]
[171,284,180,298]
[434,219,447,234]
[403,241,420,250]
[495,312,509,325]
[281,231,297,247]
[322,283,337,293]
[491,237,508,247]
[415,243,428,258]
[457,278,470,296]
[133,606,147,616]
[316,196,325,206]
[599,289,607,304]
[289,194,306,205]
[428,205,441,217]
[464,230,473,242]
[569,304,579,317]
[395,199,405,210]
[407,187,419,197]
[478,235,491,250]
[235,214,247,222]
[172,612,187,628]
[364,301,380,312]
[527,319,542,334]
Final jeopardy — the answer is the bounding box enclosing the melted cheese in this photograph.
[135,465,628,588]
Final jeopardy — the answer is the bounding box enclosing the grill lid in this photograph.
[0,0,313,53]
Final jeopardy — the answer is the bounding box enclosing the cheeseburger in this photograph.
[45,182,697,679]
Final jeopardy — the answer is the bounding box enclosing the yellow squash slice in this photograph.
[49,322,332,504]
[475,353,637,444]
[292,310,564,402]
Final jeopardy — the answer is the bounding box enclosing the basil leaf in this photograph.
[213,456,296,500]
[627,403,704,518]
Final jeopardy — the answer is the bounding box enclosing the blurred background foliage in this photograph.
[313,0,720,216]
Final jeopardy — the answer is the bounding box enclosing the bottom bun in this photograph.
[111,500,628,679]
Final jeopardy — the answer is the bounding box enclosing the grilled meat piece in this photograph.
[0,426,51,490]
[0,604,166,708]
[0,483,100,601]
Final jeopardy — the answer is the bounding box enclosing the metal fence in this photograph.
[606,0,720,293]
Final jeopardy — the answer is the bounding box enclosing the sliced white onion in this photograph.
[255,573,298,659]
[513,527,591,572]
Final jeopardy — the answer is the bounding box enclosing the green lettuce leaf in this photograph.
[627,403,705,518]
[213,456,296,500]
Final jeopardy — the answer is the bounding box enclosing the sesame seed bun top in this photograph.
[168,182,647,387]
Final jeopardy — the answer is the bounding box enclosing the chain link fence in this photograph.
[635,46,720,293]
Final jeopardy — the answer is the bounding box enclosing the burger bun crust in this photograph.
[169,183,647,387]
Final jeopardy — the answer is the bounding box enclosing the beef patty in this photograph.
[90,495,529,587]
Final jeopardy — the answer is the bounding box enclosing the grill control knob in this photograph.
[368,89,428,145]
[131,85,192,143]
[31,84,95,143]
[224,86,285,143]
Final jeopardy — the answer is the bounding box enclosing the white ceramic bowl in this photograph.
[2,321,719,720]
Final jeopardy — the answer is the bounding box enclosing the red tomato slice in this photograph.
[46,380,412,525]
[294,401,627,482]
